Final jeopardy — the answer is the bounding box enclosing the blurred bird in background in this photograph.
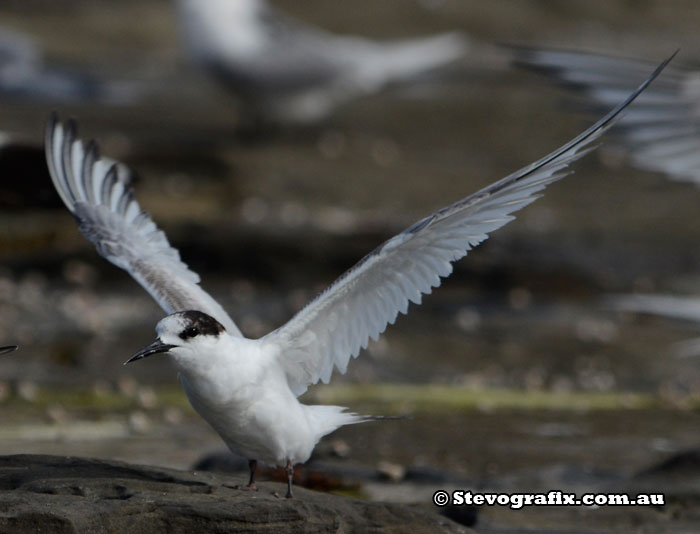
[605,293,700,357]
[0,26,139,105]
[0,22,147,210]
[174,0,471,124]
[511,47,700,185]
[512,47,700,356]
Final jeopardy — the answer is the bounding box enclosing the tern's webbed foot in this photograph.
[225,458,259,492]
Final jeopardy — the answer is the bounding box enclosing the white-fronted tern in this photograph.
[45,54,671,497]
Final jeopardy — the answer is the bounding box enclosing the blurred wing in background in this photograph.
[263,54,673,397]
[511,47,700,184]
[45,115,242,336]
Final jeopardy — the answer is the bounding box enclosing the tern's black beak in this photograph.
[0,345,17,355]
[124,339,176,365]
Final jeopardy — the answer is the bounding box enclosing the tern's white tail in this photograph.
[306,405,391,441]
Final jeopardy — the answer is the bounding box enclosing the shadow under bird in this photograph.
[174,0,470,123]
[45,54,671,498]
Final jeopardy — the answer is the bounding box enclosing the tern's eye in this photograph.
[180,326,200,340]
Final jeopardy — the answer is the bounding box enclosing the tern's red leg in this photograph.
[240,459,257,491]
[285,460,294,498]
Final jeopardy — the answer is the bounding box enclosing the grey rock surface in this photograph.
[0,454,469,533]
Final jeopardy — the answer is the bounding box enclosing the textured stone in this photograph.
[0,455,469,533]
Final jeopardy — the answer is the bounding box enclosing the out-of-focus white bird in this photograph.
[0,26,138,104]
[512,48,700,352]
[174,0,470,123]
[512,47,700,185]
[45,56,669,497]
[608,293,700,357]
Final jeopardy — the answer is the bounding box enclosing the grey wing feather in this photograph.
[513,47,700,184]
[263,54,673,396]
[45,115,242,336]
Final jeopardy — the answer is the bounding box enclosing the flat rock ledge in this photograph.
[0,455,469,533]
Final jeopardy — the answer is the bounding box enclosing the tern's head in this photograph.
[126,311,226,365]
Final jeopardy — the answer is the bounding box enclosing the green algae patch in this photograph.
[308,384,659,414]
[1,385,192,418]
[0,383,677,420]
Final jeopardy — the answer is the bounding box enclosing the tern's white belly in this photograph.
[179,372,316,466]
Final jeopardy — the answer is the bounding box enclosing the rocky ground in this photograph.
[0,455,470,533]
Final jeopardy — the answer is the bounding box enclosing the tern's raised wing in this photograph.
[513,48,700,184]
[45,116,242,336]
[263,54,673,397]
